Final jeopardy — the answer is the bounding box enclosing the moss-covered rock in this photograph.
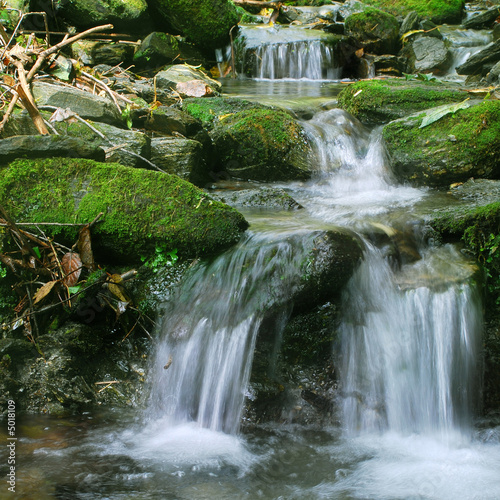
[344,7,400,55]
[147,0,240,50]
[179,97,258,130]
[361,0,465,24]
[52,0,153,34]
[211,106,314,182]
[383,100,500,188]
[337,79,467,124]
[0,158,248,261]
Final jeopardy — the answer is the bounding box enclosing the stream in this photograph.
[5,18,500,500]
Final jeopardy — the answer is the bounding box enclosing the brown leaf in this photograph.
[108,274,130,303]
[33,280,57,304]
[77,225,96,270]
[355,48,364,58]
[61,252,82,287]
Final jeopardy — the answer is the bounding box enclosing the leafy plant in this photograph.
[141,246,178,273]
[480,233,500,306]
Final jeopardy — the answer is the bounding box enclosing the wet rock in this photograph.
[486,60,500,84]
[494,23,500,41]
[0,135,105,164]
[383,100,500,188]
[418,19,443,40]
[456,39,500,75]
[463,7,500,30]
[402,36,451,74]
[31,81,124,127]
[211,187,303,210]
[344,7,400,55]
[0,157,249,261]
[293,229,364,311]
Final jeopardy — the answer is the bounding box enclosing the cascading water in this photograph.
[340,244,483,438]
[254,40,340,80]
[20,26,500,500]
[145,232,314,434]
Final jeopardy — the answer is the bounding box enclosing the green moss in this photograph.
[0,158,248,261]
[361,0,464,24]
[154,0,241,50]
[212,107,311,181]
[337,79,466,123]
[383,100,500,186]
[181,97,257,129]
[345,7,400,54]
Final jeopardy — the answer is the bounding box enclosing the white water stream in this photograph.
[16,20,500,500]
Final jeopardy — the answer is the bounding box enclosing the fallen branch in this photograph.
[232,0,282,8]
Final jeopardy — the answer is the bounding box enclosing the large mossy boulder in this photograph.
[383,100,500,188]
[147,0,240,50]
[211,106,314,182]
[49,0,152,34]
[361,0,465,24]
[337,79,467,124]
[0,158,248,261]
[344,7,400,55]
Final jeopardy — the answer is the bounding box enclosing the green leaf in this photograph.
[122,104,133,129]
[68,286,81,295]
[32,246,41,259]
[419,99,470,129]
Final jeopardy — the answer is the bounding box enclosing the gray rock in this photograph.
[456,39,500,75]
[69,41,135,67]
[133,32,180,66]
[0,135,105,165]
[463,7,500,29]
[400,11,420,37]
[150,136,206,182]
[32,81,124,127]
[212,187,303,210]
[486,60,500,84]
[154,65,222,95]
[404,36,451,74]
[494,23,500,41]
[145,106,203,137]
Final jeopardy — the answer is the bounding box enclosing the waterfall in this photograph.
[339,243,483,439]
[254,40,341,80]
[146,232,313,434]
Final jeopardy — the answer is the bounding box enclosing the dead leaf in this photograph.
[33,280,57,304]
[77,225,96,270]
[108,274,130,303]
[61,252,82,287]
[355,48,364,58]
[49,107,78,124]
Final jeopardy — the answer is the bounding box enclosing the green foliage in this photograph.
[141,246,178,273]
[466,230,500,306]
[121,104,133,129]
